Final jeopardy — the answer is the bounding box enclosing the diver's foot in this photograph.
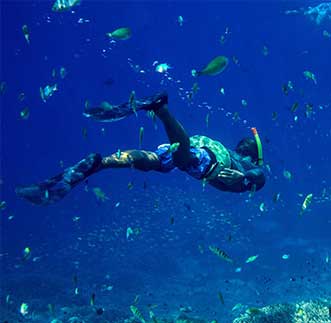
[16,179,71,206]
[138,91,168,111]
[16,153,102,205]
[84,92,168,122]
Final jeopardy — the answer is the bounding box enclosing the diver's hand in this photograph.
[217,168,245,185]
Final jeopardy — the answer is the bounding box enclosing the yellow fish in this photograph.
[192,56,229,77]
[130,305,146,323]
[209,245,233,263]
[300,193,313,216]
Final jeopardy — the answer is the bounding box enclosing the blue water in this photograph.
[1,1,331,322]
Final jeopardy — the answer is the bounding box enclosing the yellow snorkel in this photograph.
[251,127,263,166]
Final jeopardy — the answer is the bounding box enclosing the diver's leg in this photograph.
[102,150,161,171]
[16,153,103,205]
[154,104,191,169]
[16,151,161,205]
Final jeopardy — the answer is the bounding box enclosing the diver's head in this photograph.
[235,137,258,163]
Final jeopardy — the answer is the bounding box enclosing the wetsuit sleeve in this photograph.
[243,168,266,191]
[209,167,265,193]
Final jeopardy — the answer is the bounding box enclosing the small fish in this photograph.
[219,27,230,45]
[303,70,317,84]
[272,111,278,121]
[188,82,200,100]
[305,103,313,118]
[20,107,30,120]
[290,102,299,113]
[219,87,225,95]
[177,15,184,27]
[52,68,57,78]
[232,303,244,311]
[209,245,234,263]
[93,187,109,202]
[6,294,10,304]
[245,255,259,263]
[32,256,41,262]
[128,181,134,190]
[133,294,140,305]
[198,244,204,254]
[0,81,7,95]
[259,202,265,212]
[22,25,30,44]
[0,200,7,210]
[192,55,229,77]
[72,216,80,222]
[287,81,294,91]
[232,111,240,122]
[282,254,290,260]
[73,274,78,286]
[106,27,131,40]
[300,193,313,216]
[130,305,146,323]
[48,303,55,315]
[129,90,137,116]
[283,170,292,180]
[282,83,289,95]
[52,0,81,12]
[323,30,331,38]
[273,193,280,203]
[22,247,31,260]
[126,227,134,240]
[60,67,67,79]
[205,112,210,128]
[232,56,239,65]
[220,35,226,44]
[170,215,174,225]
[40,84,57,102]
[241,99,248,107]
[262,45,269,56]
[20,302,29,316]
[155,62,171,73]
[82,127,88,138]
[115,202,120,208]
[18,92,25,102]
[217,291,225,305]
[139,126,144,148]
[90,293,96,306]
[202,177,208,191]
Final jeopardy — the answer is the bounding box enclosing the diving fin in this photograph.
[84,92,168,122]
[16,153,102,205]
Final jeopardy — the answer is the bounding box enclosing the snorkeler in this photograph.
[16,92,265,205]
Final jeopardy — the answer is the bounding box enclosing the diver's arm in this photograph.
[243,168,266,191]
[208,167,265,192]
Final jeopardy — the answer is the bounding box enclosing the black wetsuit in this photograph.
[208,150,265,193]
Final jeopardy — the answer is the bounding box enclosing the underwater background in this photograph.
[1,1,331,322]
